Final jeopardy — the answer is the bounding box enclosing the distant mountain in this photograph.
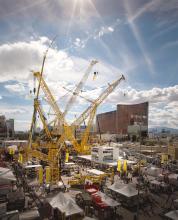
[149,127,178,134]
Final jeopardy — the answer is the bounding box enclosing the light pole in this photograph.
[6,123,9,140]
[136,123,142,220]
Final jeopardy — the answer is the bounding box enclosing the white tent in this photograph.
[116,184,140,198]
[94,191,120,207]
[108,181,125,193]
[169,174,178,186]
[0,167,16,183]
[7,145,18,152]
[165,210,178,220]
[87,169,105,176]
[47,192,83,217]
[146,167,161,177]
[63,200,83,217]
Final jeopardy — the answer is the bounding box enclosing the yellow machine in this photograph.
[70,74,125,154]
[161,154,168,164]
[27,46,61,184]
[38,167,43,185]
[26,58,97,183]
[117,160,122,172]
[68,173,107,186]
[25,42,125,185]
[123,160,127,173]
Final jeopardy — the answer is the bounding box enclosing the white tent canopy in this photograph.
[87,169,105,176]
[108,181,126,193]
[145,167,161,177]
[47,192,83,217]
[165,210,178,220]
[0,167,16,183]
[93,191,120,207]
[115,184,140,198]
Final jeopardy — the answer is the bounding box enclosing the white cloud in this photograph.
[0,37,125,130]
[5,83,26,93]
[97,26,114,38]
[66,19,120,51]
[108,27,114,32]
[105,85,178,129]
[0,37,122,88]
[0,103,33,131]
[0,36,178,130]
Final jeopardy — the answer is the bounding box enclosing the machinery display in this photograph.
[15,43,125,186]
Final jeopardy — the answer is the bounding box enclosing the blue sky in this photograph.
[0,0,178,130]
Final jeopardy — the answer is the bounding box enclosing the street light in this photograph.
[136,123,142,220]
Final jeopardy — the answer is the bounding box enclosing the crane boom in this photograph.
[34,99,52,140]
[28,39,55,149]
[72,74,125,127]
[63,60,98,117]
[34,72,81,150]
[62,86,94,103]
[34,72,64,126]
[80,105,97,153]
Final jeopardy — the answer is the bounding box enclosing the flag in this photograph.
[65,152,69,163]
[123,160,127,173]
[117,160,121,172]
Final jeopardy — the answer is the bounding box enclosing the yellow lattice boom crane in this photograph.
[27,40,62,184]
[63,60,98,117]
[27,42,125,184]
[33,71,80,151]
[62,74,125,154]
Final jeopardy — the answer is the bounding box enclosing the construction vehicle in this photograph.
[68,173,107,186]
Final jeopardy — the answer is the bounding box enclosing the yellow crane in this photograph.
[74,74,125,153]
[72,74,125,127]
[63,60,98,117]
[33,71,80,150]
[34,98,52,140]
[27,39,62,183]
[27,40,125,183]
[59,74,125,154]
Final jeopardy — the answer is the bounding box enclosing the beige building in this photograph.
[168,142,178,160]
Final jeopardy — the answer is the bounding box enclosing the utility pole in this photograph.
[136,123,142,220]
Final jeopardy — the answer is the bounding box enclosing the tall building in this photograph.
[0,115,7,138]
[96,102,149,136]
[6,119,15,138]
[0,115,15,139]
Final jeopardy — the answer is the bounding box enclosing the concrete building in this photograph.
[6,119,15,138]
[0,115,15,139]
[96,102,148,137]
[168,142,178,160]
[0,115,7,138]
[91,144,123,162]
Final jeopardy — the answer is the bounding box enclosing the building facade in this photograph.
[0,115,15,139]
[96,102,149,136]
[96,111,116,134]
